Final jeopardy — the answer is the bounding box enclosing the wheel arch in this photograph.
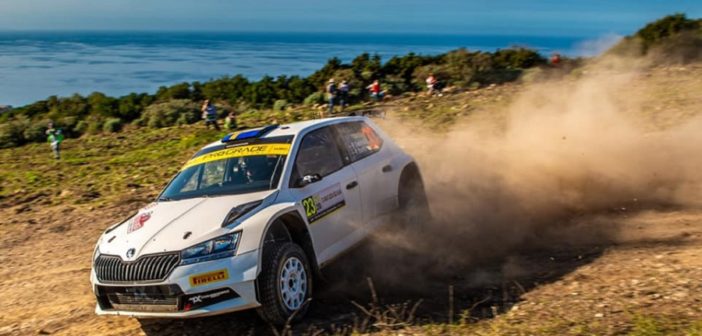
[399,161,424,188]
[261,211,320,276]
[398,161,426,206]
[400,161,421,179]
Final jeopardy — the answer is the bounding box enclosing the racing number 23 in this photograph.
[302,197,318,219]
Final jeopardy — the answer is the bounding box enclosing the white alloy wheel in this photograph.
[279,256,307,310]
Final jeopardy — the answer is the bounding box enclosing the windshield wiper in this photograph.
[158,197,176,202]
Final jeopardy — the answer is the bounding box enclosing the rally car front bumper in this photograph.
[92,250,261,318]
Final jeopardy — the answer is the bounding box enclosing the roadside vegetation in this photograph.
[2,14,699,150]
[0,47,549,148]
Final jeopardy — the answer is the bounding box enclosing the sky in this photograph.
[0,0,700,36]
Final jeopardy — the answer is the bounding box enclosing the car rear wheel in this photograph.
[256,242,312,325]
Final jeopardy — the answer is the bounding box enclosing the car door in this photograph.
[287,126,364,265]
[334,121,394,223]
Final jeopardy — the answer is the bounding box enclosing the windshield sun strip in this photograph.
[181,143,291,171]
[190,135,294,159]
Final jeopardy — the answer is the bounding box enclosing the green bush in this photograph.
[102,117,123,133]
[608,14,702,59]
[74,120,88,134]
[636,14,699,51]
[303,92,325,106]
[139,99,200,129]
[0,123,23,148]
[176,110,199,126]
[273,99,289,112]
[22,119,50,143]
[86,117,104,135]
[493,48,546,69]
[59,116,78,138]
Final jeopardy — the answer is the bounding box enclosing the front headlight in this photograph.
[181,232,241,265]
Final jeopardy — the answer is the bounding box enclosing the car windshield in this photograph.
[159,142,289,201]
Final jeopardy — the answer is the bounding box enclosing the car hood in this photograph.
[97,190,276,260]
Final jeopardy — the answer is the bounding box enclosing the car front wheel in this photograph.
[256,242,312,325]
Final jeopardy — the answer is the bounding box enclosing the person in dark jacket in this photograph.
[201,99,220,130]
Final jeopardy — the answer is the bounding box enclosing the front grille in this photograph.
[97,285,182,312]
[95,253,180,283]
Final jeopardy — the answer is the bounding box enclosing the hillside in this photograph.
[1,57,702,335]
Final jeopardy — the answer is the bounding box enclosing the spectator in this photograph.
[426,73,440,96]
[550,53,562,66]
[367,80,383,102]
[326,79,337,115]
[338,80,350,112]
[45,121,63,160]
[224,111,238,130]
[201,99,220,130]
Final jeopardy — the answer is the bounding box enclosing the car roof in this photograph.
[198,116,369,150]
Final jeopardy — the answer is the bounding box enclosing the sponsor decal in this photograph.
[189,269,230,287]
[127,211,152,234]
[181,143,291,170]
[187,289,231,304]
[302,183,346,223]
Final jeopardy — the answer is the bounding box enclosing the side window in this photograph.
[335,121,383,163]
[293,127,344,180]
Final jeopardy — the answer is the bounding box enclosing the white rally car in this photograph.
[91,116,428,324]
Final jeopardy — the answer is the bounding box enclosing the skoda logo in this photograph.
[126,248,135,258]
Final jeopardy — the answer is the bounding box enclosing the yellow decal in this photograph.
[189,269,230,287]
[182,144,291,170]
[302,196,318,218]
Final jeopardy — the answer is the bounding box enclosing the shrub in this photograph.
[608,14,702,59]
[636,14,699,51]
[59,116,78,137]
[102,117,123,133]
[493,48,546,69]
[22,119,50,143]
[139,99,200,129]
[0,123,23,148]
[74,120,88,134]
[86,117,104,135]
[303,92,325,106]
[176,110,199,126]
[273,99,289,112]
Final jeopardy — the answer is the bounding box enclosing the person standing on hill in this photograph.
[224,111,238,130]
[45,121,63,160]
[201,99,220,130]
[426,73,439,96]
[550,53,561,66]
[367,80,382,102]
[326,79,337,115]
[338,80,350,112]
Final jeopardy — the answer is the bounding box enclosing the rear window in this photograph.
[334,121,383,163]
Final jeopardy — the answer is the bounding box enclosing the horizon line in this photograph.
[0,29,596,38]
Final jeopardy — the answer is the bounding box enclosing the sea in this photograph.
[0,31,608,106]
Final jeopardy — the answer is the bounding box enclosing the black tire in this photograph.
[256,242,313,325]
[398,169,432,233]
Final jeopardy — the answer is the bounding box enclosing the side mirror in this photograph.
[296,174,322,188]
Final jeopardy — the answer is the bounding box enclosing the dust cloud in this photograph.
[364,56,702,286]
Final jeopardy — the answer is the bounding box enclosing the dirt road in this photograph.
[2,196,701,335]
